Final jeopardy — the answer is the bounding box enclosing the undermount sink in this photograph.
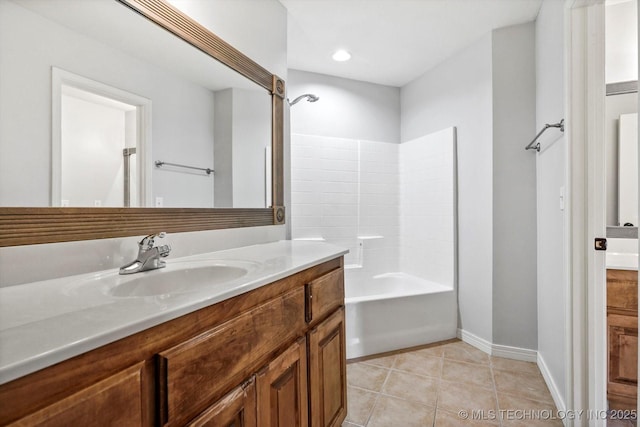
[66,260,260,298]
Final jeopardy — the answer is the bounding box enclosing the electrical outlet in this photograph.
[155,197,163,207]
[61,200,69,207]
[94,200,102,207]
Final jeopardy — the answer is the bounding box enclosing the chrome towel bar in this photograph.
[155,160,214,175]
[525,119,564,152]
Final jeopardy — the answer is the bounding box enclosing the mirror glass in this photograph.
[604,0,638,233]
[606,87,638,228]
[606,82,638,226]
[0,0,271,209]
[618,111,639,226]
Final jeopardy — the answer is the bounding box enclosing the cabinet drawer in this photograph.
[305,269,344,325]
[10,363,147,427]
[159,287,305,426]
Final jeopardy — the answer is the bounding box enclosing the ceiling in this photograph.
[281,0,543,87]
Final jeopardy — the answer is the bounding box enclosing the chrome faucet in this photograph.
[119,232,171,275]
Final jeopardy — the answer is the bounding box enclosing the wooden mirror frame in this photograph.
[0,0,285,247]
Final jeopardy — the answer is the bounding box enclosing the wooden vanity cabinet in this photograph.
[308,307,347,427]
[187,378,257,427]
[7,363,149,427]
[607,268,638,410]
[0,257,346,427]
[256,337,309,427]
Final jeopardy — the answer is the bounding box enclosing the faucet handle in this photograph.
[157,244,171,257]
[139,232,166,250]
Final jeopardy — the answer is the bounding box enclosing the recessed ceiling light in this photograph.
[332,49,351,62]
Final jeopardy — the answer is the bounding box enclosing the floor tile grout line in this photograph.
[362,357,396,427]
[495,389,558,407]
[489,359,504,427]
[373,390,439,409]
[432,355,444,427]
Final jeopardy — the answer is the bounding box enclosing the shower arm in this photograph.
[288,94,319,106]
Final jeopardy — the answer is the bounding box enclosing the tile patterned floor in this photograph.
[342,340,566,427]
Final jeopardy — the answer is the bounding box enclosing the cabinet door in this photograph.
[308,307,346,427]
[608,313,638,409]
[11,363,148,427]
[188,377,256,427]
[305,268,344,326]
[256,337,308,427]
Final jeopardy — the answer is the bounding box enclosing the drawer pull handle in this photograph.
[305,283,313,323]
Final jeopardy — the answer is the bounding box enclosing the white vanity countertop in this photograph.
[0,240,348,385]
[606,238,639,271]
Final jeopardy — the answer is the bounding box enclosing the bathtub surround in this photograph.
[291,128,457,358]
[291,130,457,281]
[399,128,457,287]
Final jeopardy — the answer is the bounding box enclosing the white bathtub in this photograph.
[345,272,457,359]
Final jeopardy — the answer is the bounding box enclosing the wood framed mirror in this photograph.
[0,0,285,247]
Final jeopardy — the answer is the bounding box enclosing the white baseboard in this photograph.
[458,328,566,423]
[537,353,566,414]
[492,342,538,362]
[457,328,537,362]
[457,328,492,354]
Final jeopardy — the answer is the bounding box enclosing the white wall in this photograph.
[168,0,288,79]
[402,34,495,344]
[288,70,401,143]
[605,0,638,83]
[535,0,567,409]
[491,23,537,350]
[0,0,288,287]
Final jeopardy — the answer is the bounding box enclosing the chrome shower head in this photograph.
[288,93,319,106]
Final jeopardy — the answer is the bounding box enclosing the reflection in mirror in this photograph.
[618,112,638,226]
[604,0,637,237]
[605,82,638,228]
[0,0,271,208]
